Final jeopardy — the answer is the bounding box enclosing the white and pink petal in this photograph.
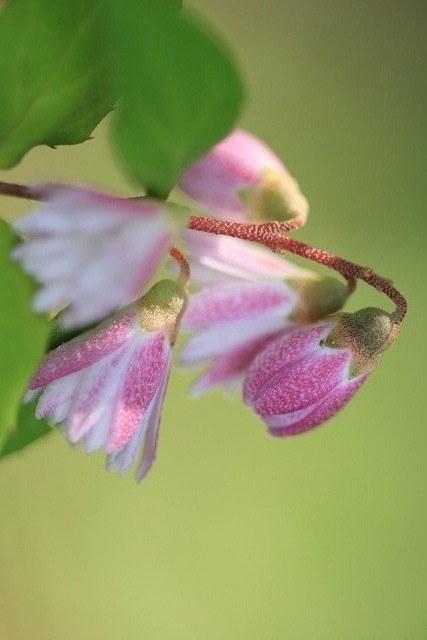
[12,183,186,328]
[182,281,297,329]
[182,230,311,285]
[190,335,277,396]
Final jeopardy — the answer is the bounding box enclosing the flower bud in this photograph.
[178,129,308,224]
[244,307,398,436]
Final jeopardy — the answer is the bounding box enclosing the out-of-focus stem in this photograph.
[0,180,38,200]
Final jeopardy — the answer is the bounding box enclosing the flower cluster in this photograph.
[11,129,405,481]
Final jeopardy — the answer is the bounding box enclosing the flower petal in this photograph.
[190,335,276,395]
[13,184,181,328]
[183,230,310,285]
[106,332,170,453]
[35,371,81,419]
[243,324,333,406]
[267,374,368,436]
[178,129,285,219]
[66,346,131,444]
[182,282,296,329]
[106,352,171,478]
[180,314,289,365]
[28,312,134,391]
[252,349,351,416]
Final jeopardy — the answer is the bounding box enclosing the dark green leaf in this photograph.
[0,220,50,447]
[0,402,52,460]
[0,0,115,168]
[107,1,245,196]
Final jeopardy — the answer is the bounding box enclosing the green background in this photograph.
[0,1,426,638]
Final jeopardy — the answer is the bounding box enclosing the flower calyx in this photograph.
[287,274,349,323]
[321,306,399,378]
[138,279,187,345]
[240,167,309,224]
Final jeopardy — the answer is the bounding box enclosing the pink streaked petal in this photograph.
[35,371,81,419]
[107,353,171,478]
[243,324,333,405]
[29,312,134,390]
[178,129,285,218]
[267,375,368,437]
[183,230,309,284]
[190,335,278,396]
[180,314,289,365]
[66,347,129,444]
[13,184,183,329]
[253,350,351,416]
[136,362,171,482]
[58,223,172,329]
[182,282,296,329]
[106,332,170,453]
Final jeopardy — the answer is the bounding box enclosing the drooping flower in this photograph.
[25,279,187,481]
[178,128,309,224]
[12,183,188,328]
[244,307,398,436]
[180,232,349,393]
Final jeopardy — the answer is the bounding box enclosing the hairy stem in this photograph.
[169,246,190,288]
[188,216,407,324]
[0,178,406,323]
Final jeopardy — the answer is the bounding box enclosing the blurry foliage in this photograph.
[0,0,244,452]
[0,221,50,448]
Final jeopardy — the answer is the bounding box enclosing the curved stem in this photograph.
[274,235,407,324]
[169,246,190,289]
[0,178,406,324]
[188,215,407,324]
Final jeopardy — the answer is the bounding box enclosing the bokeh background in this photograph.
[1,1,426,638]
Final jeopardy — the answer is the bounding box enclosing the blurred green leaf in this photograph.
[107,1,245,196]
[43,83,116,148]
[0,220,50,447]
[0,0,115,168]
[0,402,52,460]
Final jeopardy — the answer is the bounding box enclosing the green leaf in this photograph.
[0,402,52,460]
[107,1,245,196]
[0,0,115,168]
[0,220,50,448]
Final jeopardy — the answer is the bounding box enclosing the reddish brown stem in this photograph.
[188,215,407,324]
[0,181,38,200]
[169,246,190,288]
[274,235,407,324]
[0,179,406,324]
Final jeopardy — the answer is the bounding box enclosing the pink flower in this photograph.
[25,279,187,481]
[178,128,308,224]
[12,183,187,329]
[180,231,348,393]
[243,308,397,436]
